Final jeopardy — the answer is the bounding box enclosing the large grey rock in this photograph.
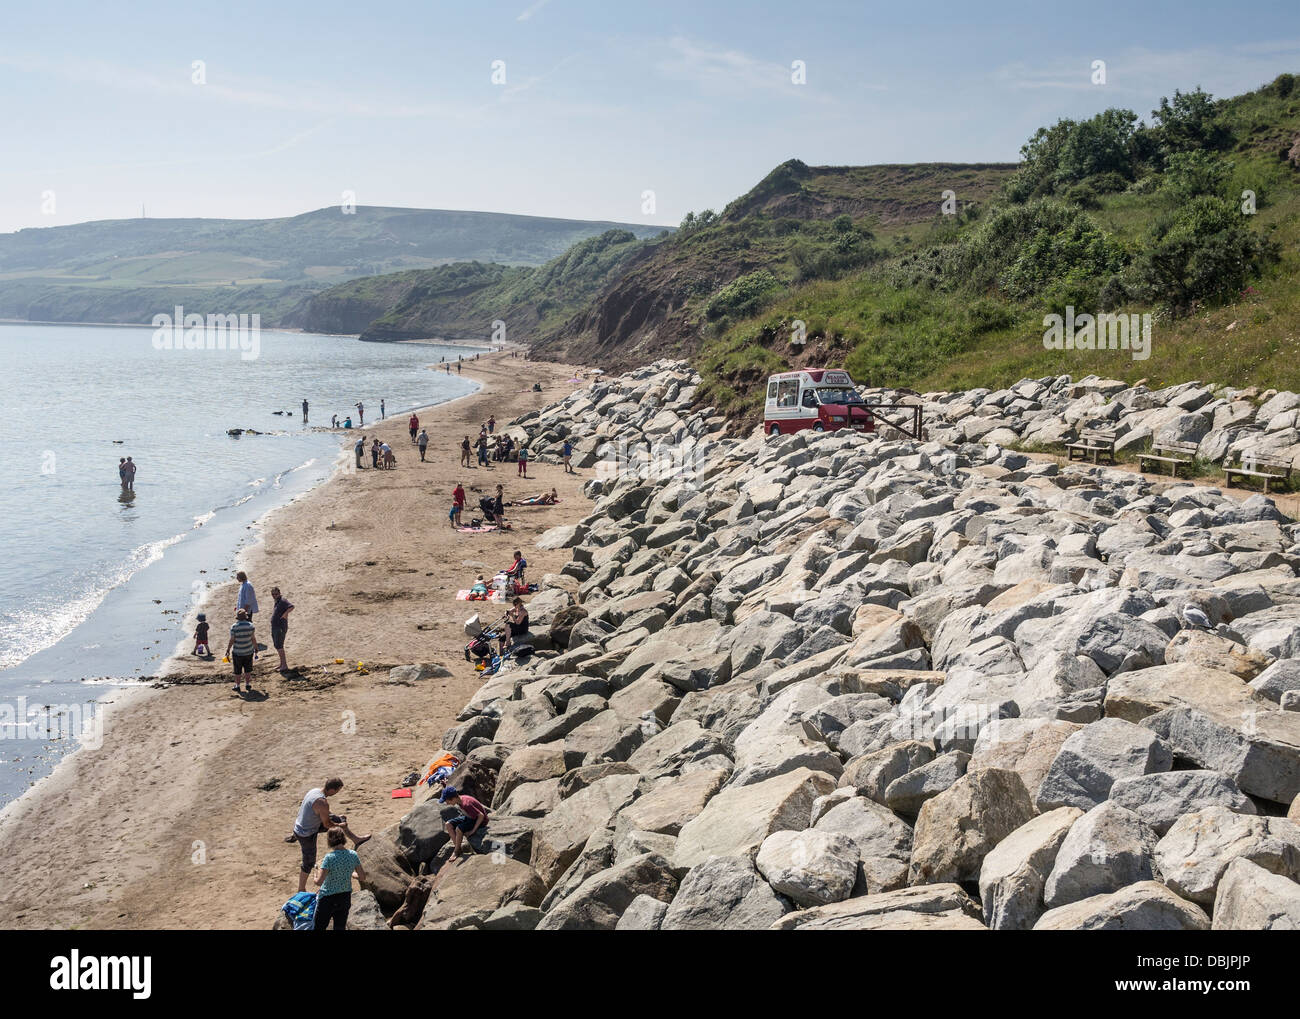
[969,717,1080,802]
[1212,857,1300,930]
[535,852,677,931]
[1107,770,1256,835]
[618,768,728,835]
[615,893,669,931]
[673,767,837,870]
[660,855,791,930]
[417,855,545,930]
[771,883,985,931]
[1043,801,1160,909]
[910,768,1036,885]
[1035,718,1173,812]
[813,794,913,894]
[755,829,860,907]
[1033,881,1209,930]
[979,807,1083,930]
[884,751,970,814]
[531,773,642,887]
[1154,805,1300,906]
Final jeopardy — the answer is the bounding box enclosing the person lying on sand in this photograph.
[509,488,558,506]
[286,778,372,893]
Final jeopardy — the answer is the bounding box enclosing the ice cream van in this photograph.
[763,368,875,436]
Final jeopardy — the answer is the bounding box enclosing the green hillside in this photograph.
[692,74,1300,420]
[0,206,667,327]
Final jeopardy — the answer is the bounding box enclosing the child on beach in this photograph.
[193,613,211,657]
[452,482,466,527]
[439,786,489,856]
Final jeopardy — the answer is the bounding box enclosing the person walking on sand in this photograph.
[270,586,294,673]
[451,481,465,527]
[417,428,429,461]
[226,608,257,694]
[355,401,365,426]
[409,413,419,443]
[235,571,259,621]
[487,415,495,435]
[517,444,528,478]
[439,786,489,856]
[124,456,136,491]
[460,435,472,469]
[354,434,365,469]
[456,360,461,374]
[313,827,367,930]
[301,399,309,423]
[287,778,371,893]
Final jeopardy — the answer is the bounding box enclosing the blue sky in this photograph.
[3,0,1299,233]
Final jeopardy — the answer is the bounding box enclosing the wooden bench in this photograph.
[1137,440,1199,477]
[1065,428,1118,465]
[1224,453,1294,494]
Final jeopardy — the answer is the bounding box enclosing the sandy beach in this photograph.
[0,351,589,929]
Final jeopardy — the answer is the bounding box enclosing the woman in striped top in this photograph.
[225,608,257,694]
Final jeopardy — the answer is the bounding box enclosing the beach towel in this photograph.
[456,525,498,534]
[391,788,412,799]
[281,891,318,931]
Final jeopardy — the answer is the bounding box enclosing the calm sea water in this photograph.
[0,322,483,807]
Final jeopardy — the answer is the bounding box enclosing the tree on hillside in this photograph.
[1151,87,1228,153]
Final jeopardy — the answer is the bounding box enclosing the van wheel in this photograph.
[769,424,781,436]
[813,423,825,432]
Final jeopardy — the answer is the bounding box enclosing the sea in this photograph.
[0,322,485,809]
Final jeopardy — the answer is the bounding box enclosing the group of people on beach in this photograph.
[195,570,295,693]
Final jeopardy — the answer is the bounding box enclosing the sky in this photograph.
[3,0,1300,233]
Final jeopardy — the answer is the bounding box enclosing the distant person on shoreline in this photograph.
[460,435,472,468]
[409,413,419,443]
[287,778,371,894]
[226,608,256,694]
[270,586,294,673]
[354,435,365,469]
[380,399,386,420]
[302,399,309,423]
[124,456,136,491]
[235,571,259,621]
[356,401,365,426]
[193,613,211,658]
[118,457,127,489]
[417,428,429,461]
[313,827,366,930]
[331,413,339,429]
[456,361,461,374]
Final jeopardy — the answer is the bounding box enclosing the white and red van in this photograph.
[764,368,875,436]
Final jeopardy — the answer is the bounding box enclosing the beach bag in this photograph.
[281,891,318,931]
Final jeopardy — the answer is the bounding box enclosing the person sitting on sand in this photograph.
[439,786,489,856]
[503,551,527,588]
[287,778,371,894]
[226,609,257,694]
[313,827,367,930]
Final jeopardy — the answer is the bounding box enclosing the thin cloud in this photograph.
[517,0,551,21]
